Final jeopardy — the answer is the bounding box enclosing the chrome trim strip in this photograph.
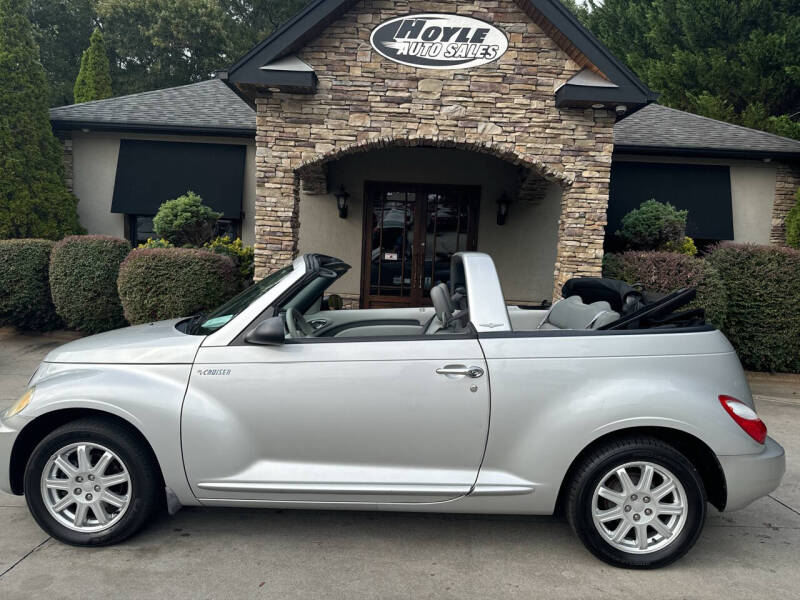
[196,482,470,496]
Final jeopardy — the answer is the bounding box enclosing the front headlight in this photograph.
[5,388,34,418]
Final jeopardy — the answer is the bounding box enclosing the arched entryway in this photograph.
[290,137,574,307]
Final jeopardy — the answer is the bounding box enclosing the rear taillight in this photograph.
[719,395,767,444]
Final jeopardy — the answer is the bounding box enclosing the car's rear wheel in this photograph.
[566,436,707,569]
[23,418,161,546]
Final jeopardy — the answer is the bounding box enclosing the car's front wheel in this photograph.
[24,418,161,546]
[566,436,707,569]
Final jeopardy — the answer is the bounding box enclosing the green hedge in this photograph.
[707,243,800,373]
[49,235,130,334]
[0,239,62,331]
[118,248,237,325]
[603,251,727,328]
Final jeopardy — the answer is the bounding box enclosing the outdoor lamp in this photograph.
[497,193,510,226]
[335,185,350,219]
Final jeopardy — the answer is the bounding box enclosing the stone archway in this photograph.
[255,133,608,300]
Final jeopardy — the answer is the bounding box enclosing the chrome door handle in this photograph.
[436,365,484,378]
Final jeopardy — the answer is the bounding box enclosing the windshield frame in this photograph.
[191,264,295,335]
[200,255,309,346]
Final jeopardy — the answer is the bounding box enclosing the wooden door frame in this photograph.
[360,182,481,309]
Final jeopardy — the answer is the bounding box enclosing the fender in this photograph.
[17,362,199,506]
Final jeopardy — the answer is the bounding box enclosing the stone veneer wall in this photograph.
[59,134,74,192]
[253,0,616,298]
[772,162,800,245]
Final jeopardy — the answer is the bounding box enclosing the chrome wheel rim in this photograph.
[40,442,132,533]
[591,461,688,554]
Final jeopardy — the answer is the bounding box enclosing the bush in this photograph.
[0,239,62,331]
[707,244,800,373]
[118,248,237,325]
[49,235,130,333]
[662,236,698,256]
[786,189,800,249]
[137,238,174,249]
[603,251,727,328]
[616,200,688,251]
[152,191,221,247]
[204,236,254,287]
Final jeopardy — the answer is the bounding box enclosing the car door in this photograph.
[181,335,490,504]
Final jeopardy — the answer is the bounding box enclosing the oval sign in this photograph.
[370,14,509,70]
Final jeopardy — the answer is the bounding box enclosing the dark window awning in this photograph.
[608,162,734,241]
[111,140,246,218]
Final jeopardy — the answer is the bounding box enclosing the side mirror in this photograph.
[244,316,285,346]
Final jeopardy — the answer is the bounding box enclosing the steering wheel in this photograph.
[285,307,315,338]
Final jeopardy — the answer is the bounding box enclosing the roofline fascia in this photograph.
[226,0,348,79]
[531,0,658,101]
[50,120,256,139]
[555,83,649,109]
[613,145,800,162]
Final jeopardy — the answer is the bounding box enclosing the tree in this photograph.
[0,0,84,239]
[585,0,800,139]
[74,27,112,103]
[152,191,221,247]
[29,0,96,106]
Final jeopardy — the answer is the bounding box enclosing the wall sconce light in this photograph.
[334,184,350,219]
[496,193,510,226]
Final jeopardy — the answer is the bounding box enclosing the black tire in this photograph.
[23,417,161,546]
[566,436,707,569]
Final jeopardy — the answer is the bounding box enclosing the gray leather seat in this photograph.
[538,296,620,331]
[428,283,455,334]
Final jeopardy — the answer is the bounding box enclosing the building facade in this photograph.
[50,0,800,308]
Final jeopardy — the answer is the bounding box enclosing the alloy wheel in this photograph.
[40,442,132,533]
[591,461,688,554]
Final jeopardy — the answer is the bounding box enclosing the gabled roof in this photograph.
[615,104,800,160]
[49,79,256,138]
[221,0,657,108]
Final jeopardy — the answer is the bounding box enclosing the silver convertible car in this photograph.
[0,252,785,569]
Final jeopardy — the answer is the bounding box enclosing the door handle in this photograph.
[436,365,484,378]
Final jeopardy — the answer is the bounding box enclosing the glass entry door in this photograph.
[361,182,479,309]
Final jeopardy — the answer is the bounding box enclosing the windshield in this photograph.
[191,265,293,335]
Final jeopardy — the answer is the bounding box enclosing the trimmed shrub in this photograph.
[0,239,62,331]
[707,243,800,373]
[204,236,254,287]
[786,189,800,249]
[152,191,221,247]
[49,235,130,333]
[616,200,688,251]
[603,251,727,328]
[118,248,237,325]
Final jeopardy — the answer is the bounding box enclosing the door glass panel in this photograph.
[370,192,414,297]
[424,192,471,295]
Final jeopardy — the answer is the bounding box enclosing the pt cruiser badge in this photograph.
[370,14,509,70]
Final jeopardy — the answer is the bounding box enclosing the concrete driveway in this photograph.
[1,328,798,599]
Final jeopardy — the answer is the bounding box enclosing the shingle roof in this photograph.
[49,79,255,136]
[615,103,800,159]
[49,79,800,159]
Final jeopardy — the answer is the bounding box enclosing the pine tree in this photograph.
[73,28,112,103]
[0,0,84,239]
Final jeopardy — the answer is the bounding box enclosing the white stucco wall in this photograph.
[71,134,125,238]
[66,131,257,246]
[614,154,777,244]
[297,147,561,303]
[729,164,777,244]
